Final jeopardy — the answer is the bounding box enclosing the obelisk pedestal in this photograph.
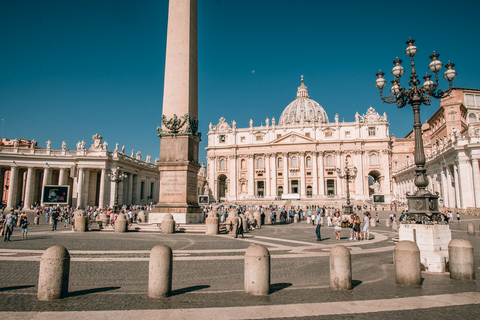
[150,0,202,224]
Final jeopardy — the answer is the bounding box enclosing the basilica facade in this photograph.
[206,79,392,204]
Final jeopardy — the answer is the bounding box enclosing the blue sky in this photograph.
[1,0,479,164]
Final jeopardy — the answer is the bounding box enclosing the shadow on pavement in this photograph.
[270,282,292,294]
[352,280,363,289]
[67,286,121,297]
[0,285,36,292]
[170,285,210,296]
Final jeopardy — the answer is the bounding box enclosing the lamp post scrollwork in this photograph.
[108,169,128,213]
[375,38,456,223]
[336,158,357,215]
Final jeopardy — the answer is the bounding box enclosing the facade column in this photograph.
[312,152,318,196]
[271,154,277,198]
[208,157,216,200]
[98,168,106,207]
[336,151,342,196]
[472,159,480,207]
[6,166,19,210]
[318,151,324,196]
[23,167,35,210]
[283,152,288,193]
[248,155,255,197]
[77,168,84,209]
[229,155,237,200]
[265,154,270,198]
[299,152,306,198]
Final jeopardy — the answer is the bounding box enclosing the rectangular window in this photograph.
[305,133,310,137]
[277,134,282,139]
[240,136,245,142]
[368,127,376,136]
[256,135,263,141]
[325,132,333,138]
[345,131,351,138]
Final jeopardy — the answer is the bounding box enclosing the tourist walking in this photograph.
[21,217,30,239]
[315,213,322,241]
[3,209,17,242]
[51,210,59,231]
[235,215,245,238]
[354,215,362,240]
[333,212,342,240]
[363,212,370,240]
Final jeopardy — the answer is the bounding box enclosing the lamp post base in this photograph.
[405,190,444,223]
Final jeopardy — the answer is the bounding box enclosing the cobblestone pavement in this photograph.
[0,210,479,319]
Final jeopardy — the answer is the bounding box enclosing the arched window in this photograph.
[326,155,333,166]
[277,158,283,168]
[291,156,298,167]
[306,157,312,167]
[240,159,246,170]
[370,154,377,166]
[220,159,226,170]
[468,113,477,124]
[257,157,264,169]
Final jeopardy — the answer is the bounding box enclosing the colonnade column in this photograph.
[248,155,255,197]
[98,168,106,207]
[336,151,342,196]
[283,152,288,193]
[472,159,480,207]
[6,166,19,210]
[77,168,84,209]
[453,163,461,208]
[58,168,67,185]
[299,152,306,198]
[458,159,475,208]
[208,157,216,200]
[43,167,51,188]
[265,154,270,198]
[441,167,448,207]
[271,154,277,198]
[23,167,35,210]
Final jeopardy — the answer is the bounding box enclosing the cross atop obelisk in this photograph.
[151,0,202,224]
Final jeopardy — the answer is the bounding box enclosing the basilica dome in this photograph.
[278,79,329,125]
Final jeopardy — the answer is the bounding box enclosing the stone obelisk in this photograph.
[150,0,202,224]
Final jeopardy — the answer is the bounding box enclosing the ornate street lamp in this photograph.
[337,158,357,216]
[375,38,457,223]
[108,169,128,213]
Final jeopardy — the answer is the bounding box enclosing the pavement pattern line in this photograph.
[1,292,478,320]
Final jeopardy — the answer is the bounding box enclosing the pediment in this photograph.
[271,132,317,144]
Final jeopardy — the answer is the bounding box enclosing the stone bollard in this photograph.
[386,219,391,228]
[244,244,270,296]
[114,213,128,233]
[266,214,272,224]
[98,212,109,228]
[148,245,172,298]
[280,214,285,223]
[294,214,298,223]
[73,209,87,232]
[34,216,39,225]
[448,239,475,280]
[161,214,175,234]
[137,210,146,223]
[330,245,352,290]
[37,246,70,300]
[467,222,475,235]
[205,212,219,235]
[307,216,312,224]
[240,213,248,232]
[253,211,261,229]
[394,241,421,285]
[370,217,376,228]
[226,210,238,234]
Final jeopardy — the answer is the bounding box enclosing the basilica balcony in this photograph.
[255,168,265,174]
